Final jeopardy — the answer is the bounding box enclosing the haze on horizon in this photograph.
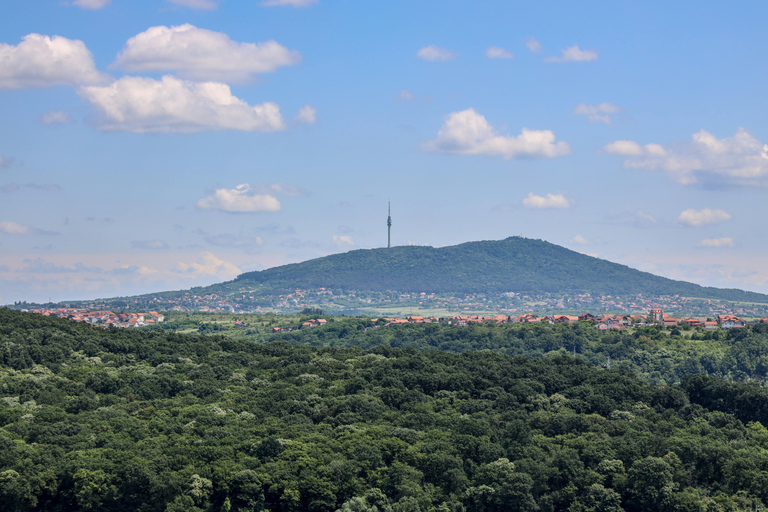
[1,0,767,303]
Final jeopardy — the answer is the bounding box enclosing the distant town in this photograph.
[20,305,768,333]
[20,287,768,319]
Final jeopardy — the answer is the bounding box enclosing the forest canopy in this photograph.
[2,308,768,511]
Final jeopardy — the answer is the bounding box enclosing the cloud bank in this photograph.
[604,128,768,186]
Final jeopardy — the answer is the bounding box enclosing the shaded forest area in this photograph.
[3,308,768,511]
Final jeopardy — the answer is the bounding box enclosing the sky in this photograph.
[1,0,768,303]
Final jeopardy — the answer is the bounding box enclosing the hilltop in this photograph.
[225,237,767,303]
[18,237,768,314]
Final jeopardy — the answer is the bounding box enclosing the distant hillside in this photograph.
[229,237,768,303]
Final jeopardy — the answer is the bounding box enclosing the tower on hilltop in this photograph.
[387,201,392,248]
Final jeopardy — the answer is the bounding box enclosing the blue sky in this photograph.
[1,0,767,303]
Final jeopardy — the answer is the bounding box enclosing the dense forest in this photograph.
[165,312,768,387]
[3,308,768,511]
[224,237,768,302]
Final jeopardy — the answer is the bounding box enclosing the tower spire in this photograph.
[387,201,392,248]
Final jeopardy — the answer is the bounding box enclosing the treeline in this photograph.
[2,309,768,511]
[267,318,768,385]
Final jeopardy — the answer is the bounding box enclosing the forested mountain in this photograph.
[3,308,768,511]
[227,237,768,302]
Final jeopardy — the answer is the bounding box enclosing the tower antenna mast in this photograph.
[387,201,392,248]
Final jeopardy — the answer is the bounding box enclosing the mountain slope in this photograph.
[229,237,768,303]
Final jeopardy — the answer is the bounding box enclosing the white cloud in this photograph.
[545,45,598,63]
[0,221,56,235]
[196,184,282,213]
[422,108,570,160]
[79,75,286,133]
[333,235,354,247]
[166,0,219,9]
[522,193,572,209]
[0,33,109,89]
[396,89,415,101]
[486,46,513,59]
[0,156,8,168]
[39,110,72,125]
[417,45,458,62]
[526,37,542,53]
[0,221,32,235]
[574,103,621,124]
[698,237,734,248]
[603,140,645,156]
[677,208,732,227]
[71,0,111,8]
[175,251,241,278]
[296,104,316,124]
[571,235,589,245]
[112,24,301,83]
[262,0,318,6]
[604,128,768,186]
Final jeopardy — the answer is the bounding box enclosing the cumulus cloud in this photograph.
[261,0,318,6]
[71,0,111,8]
[130,240,170,250]
[79,75,286,133]
[522,193,572,209]
[296,104,316,124]
[603,140,645,156]
[0,221,57,235]
[574,103,621,124]
[604,128,768,186]
[677,208,732,227]
[175,251,241,278]
[422,108,570,160]
[166,0,219,9]
[112,24,301,83]
[545,45,598,63]
[486,46,513,59]
[0,33,109,89]
[698,237,734,248]
[39,110,73,125]
[196,184,282,213]
[333,235,354,247]
[526,37,542,53]
[417,45,458,62]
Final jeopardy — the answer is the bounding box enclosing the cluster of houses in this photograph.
[375,310,768,331]
[271,318,328,333]
[26,308,165,328]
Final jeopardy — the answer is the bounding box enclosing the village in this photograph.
[25,308,165,328]
[16,305,768,333]
[29,288,768,319]
[271,309,768,333]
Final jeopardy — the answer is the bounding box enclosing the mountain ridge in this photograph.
[226,236,768,303]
